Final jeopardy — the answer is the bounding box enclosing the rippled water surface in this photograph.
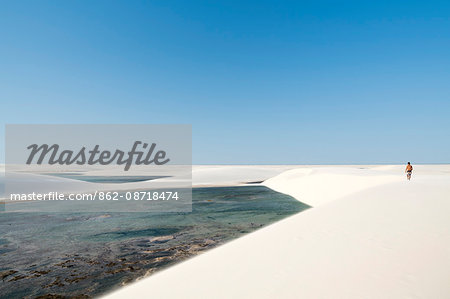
[0,186,309,298]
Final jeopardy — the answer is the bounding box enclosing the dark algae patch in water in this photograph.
[0,186,309,298]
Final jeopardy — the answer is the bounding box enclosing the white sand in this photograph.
[1,165,295,198]
[103,165,450,298]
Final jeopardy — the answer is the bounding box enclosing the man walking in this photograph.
[405,162,413,180]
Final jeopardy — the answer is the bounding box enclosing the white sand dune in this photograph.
[0,165,295,198]
[263,166,402,206]
[191,165,296,186]
[103,165,450,299]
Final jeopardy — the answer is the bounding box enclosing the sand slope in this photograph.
[103,165,450,298]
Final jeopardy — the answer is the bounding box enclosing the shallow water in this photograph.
[0,186,309,298]
[44,174,170,184]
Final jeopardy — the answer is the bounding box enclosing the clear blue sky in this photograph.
[1,1,449,164]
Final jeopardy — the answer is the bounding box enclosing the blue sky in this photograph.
[1,1,449,164]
